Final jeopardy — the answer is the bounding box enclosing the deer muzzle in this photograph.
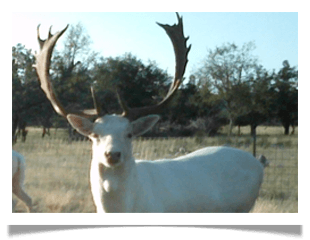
[105,151,121,166]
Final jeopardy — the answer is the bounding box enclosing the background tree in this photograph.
[194,42,259,135]
[62,22,98,70]
[92,53,171,114]
[51,23,98,110]
[234,65,273,135]
[167,81,200,125]
[271,60,298,135]
[12,44,47,141]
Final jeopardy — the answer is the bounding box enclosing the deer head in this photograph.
[34,13,191,168]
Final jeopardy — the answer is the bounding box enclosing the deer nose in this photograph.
[105,151,121,165]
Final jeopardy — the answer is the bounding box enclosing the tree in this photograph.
[168,82,200,125]
[92,53,171,114]
[62,22,98,70]
[272,60,298,135]
[194,42,259,135]
[12,44,36,85]
[234,65,274,135]
[50,23,99,113]
[12,44,46,141]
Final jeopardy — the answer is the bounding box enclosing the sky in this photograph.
[12,11,298,81]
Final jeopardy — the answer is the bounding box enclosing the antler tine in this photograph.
[122,12,191,121]
[36,24,45,50]
[157,12,191,84]
[116,89,129,117]
[34,25,99,119]
[91,86,102,116]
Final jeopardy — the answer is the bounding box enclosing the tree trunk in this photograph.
[68,124,73,143]
[283,121,290,135]
[252,126,256,157]
[12,112,19,143]
[250,124,257,136]
[228,118,233,136]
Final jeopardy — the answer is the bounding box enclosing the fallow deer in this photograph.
[34,13,265,213]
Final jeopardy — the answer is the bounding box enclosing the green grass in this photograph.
[12,125,298,213]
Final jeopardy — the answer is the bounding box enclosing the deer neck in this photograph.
[90,154,138,212]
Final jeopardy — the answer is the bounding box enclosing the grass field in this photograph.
[12,125,298,213]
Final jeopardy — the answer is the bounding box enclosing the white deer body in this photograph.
[12,150,32,212]
[134,147,263,213]
[68,114,264,213]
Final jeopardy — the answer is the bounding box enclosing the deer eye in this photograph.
[90,133,100,140]
[127,133,133,139]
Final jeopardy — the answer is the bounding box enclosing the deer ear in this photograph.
[67,114,94,137]
[131,115,160,137]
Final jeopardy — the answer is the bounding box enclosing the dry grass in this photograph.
[251,197,298,213]
[12,125,298,213]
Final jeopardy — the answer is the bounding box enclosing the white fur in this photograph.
[67,114,264,213]
[12,150,32,212]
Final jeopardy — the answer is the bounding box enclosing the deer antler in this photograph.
[119,12,191,121]
[34,25,100,118]
[34,13,190,121]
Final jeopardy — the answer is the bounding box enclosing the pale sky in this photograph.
[12,11,298,80]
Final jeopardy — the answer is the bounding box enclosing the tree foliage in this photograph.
[12,24,298,139]
[194,42,259,134]
[93,53,171,114]
[271,60,298,134]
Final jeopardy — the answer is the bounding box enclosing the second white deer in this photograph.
[12,150,32,212]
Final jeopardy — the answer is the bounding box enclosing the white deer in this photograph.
[12,150,32,212]
[34,13,265,213]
